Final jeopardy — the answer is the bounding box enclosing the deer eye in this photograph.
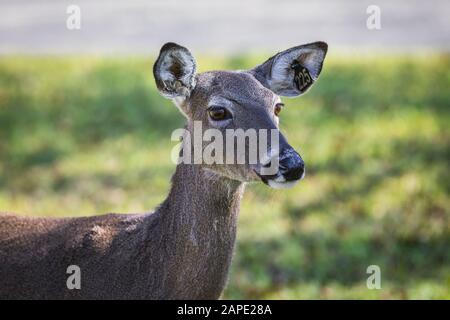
[208,106,231,121]
[274,103,284,117]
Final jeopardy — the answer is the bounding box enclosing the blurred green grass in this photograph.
[0,54,449,299]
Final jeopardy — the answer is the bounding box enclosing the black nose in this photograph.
[279,150,305,181]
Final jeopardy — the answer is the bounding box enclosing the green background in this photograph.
[0,54,449,298]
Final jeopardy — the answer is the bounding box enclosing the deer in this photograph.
[0,42,327,299]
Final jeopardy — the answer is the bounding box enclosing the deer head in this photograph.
[153,42,327,188]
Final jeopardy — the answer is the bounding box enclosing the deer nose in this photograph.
[279,149,305,181]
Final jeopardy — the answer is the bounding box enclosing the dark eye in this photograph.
[208,106,231,121]
[274,103,284,117]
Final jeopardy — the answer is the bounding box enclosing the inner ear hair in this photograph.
[153,42,197,99]
[250,41,328,97]
[291,42,328,80]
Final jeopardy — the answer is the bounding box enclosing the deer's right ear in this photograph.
[153,42,197,99]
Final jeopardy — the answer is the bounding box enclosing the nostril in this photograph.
[278,149,305,181]
[283,164,305,181]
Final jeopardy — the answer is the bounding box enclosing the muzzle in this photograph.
[256,147,305,189]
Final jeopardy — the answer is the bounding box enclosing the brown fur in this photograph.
[0,70,265,300]
[0,164,243,299]
[0,42,327,299]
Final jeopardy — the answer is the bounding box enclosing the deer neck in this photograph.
[152,163,245,298]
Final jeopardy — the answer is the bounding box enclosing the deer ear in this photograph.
[250,42,328,97]
[153,42,197,99]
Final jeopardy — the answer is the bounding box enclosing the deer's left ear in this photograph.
[250,42,328,97]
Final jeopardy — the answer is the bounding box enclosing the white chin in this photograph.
[267,179,299,189]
